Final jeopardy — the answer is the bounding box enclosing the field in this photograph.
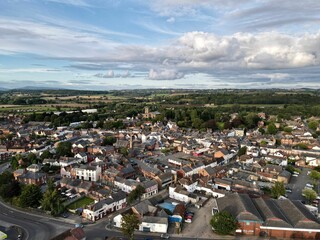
[67,196,94,210]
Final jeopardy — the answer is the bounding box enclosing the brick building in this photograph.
[215,193,320,239]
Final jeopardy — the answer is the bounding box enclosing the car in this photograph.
[61,212,69,218]
[160,233,170,239]
[306,183,314,188]
[184,219,192,223]
[293,171,300,175]
[307,171,311,175]
[292,174,299,177]
[285,189,292,193]
[17,234,22,239]
[186,211,194,216]
[75,223,84,228]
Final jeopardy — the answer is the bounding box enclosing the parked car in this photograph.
[184,219,192,223]
[160,233,170,239]
[292,174,299,177]
[306,183,314,188]
[75,223,84,228]
[61,212,69,218]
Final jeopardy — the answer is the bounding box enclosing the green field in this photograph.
[67,196,94,210]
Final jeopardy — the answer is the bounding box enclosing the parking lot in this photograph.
[288,167,316,202]
[178,197,234,239]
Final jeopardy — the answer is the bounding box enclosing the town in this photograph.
[0,90,320,240]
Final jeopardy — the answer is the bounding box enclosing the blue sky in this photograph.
[0,0,319,90]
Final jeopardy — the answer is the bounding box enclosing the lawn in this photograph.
[67,197,94,210]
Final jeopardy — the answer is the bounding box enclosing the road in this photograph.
[0,201,72,240]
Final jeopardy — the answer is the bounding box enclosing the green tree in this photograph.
[10,157,19,170]
[119,147,128,157]
[267,123,278,135]
[102,136,117,146]
[210,211,238,235]
[27,152,38,164]
[271,181,286,199]
[41,188,64,216]
[309,170,320,182]
[283,127,293,133]
[308,121,318,131]
[238,146,247,157]
[302,188,317,203]
[0,181,21,201]
[40,150,53,160]
[0,171,14,185]
[128,185,145,204]
[56,141,72,157]
[19,184,43,208]
[121,213,140,240]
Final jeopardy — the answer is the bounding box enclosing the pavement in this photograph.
[288,167,312,202]
[0,200,73,240]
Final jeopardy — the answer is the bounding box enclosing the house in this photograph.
[60,178,93,194]
[215,193,320,238]
[277,170,291,184]
[83,191,126,221]
[141,180,158,199]
[114,177,139,193]
[169,185,199,204]
[154,172,173,189]
[14,169,47,186]
[139,216,168,233]
[71,165,101,182]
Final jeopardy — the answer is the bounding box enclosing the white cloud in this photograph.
[166,17,175,23]
[46,0,91,7]
[148,69,184,80]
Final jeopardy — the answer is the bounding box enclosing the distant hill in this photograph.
[0,87,8,91]
[11,86,68,91]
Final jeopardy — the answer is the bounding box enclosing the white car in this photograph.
[292,174,299,177]
[306,183,314,188]
[160,233,170,239]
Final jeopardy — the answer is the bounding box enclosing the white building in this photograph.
[73,165,101,182]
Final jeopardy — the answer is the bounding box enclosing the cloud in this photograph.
[46,0,91,7]
[148,69,184,80]
[94,70,132,78]
[166,17,175,23]
[0,68,63,73]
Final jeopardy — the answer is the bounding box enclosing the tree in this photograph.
[0,171,14,185]
[121,213,140,240]
[271,181,285,199]
[308,121,318,131]
[309,170,320,182]
[41,188,64,216]
[0,180,21,201]
[267,123,278,135]
[40,150,53,160]
[56,141,72,157]
[210,211,238,235]
[19,184,43,208]
[238,146,247,157]
[128,185,145,204]
[102,136,116,146]
[302,188,317,203]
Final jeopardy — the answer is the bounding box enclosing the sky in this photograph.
[0,0,319,90]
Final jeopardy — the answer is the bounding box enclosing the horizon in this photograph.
[0,0,319,90]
